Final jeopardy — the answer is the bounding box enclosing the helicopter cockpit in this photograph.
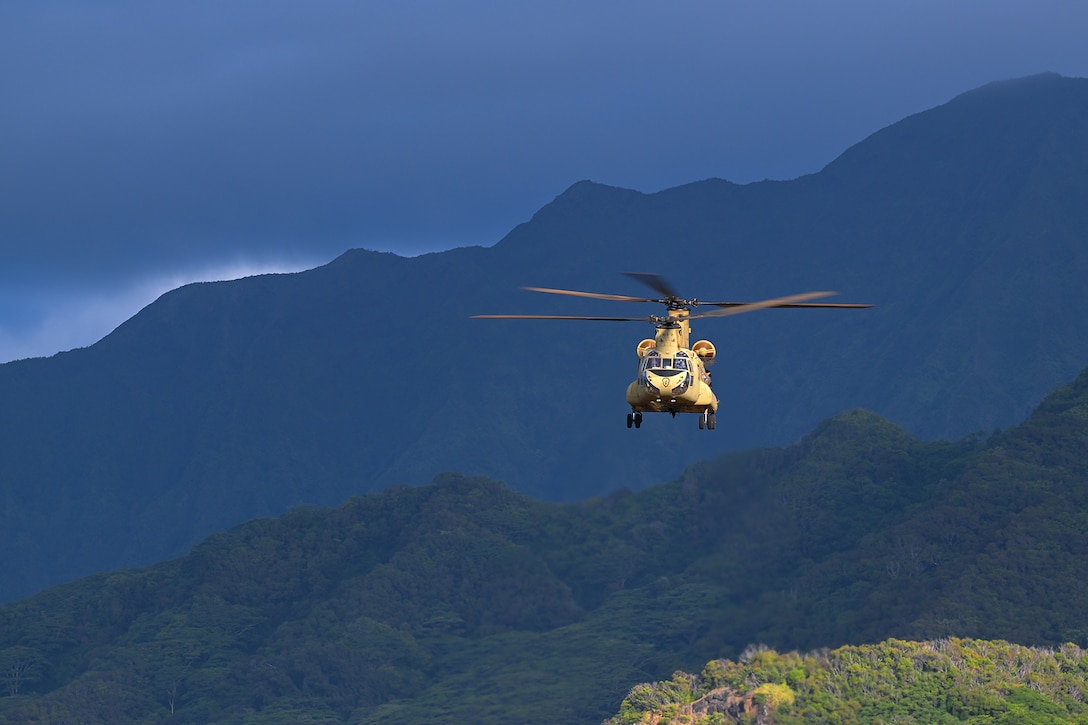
[639,351,693,395]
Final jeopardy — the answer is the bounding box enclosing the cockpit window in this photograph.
[644,357,688,372]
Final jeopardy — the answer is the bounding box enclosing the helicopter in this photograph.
[473,273,871,430]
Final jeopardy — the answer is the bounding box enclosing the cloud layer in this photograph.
[2,1,1087,361]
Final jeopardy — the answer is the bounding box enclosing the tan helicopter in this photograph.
[474,273,871,430]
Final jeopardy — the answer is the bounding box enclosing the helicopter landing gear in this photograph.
[627,412,642,428]
[700,410,716,430]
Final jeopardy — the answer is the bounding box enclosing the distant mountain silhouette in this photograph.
[1,73,1087,602]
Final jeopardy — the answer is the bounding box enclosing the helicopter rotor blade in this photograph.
[471,314,652,322]
[522,286,660,303]
[700,301,874,309]
[623,272,681,300]
[688,291,841,319]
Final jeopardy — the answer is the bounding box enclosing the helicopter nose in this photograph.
[647,371,690,395]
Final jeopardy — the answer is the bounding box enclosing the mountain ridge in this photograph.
[2,73,1088,602]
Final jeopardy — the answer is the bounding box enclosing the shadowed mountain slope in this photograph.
[3,365,1088,722]
[1,74,1088,601]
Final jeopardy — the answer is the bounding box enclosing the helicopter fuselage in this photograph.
[625,314,718,415]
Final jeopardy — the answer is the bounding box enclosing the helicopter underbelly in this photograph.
[626,379,718,414]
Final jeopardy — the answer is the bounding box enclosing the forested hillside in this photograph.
[607,639,1088,724]
[2,365,1088,723]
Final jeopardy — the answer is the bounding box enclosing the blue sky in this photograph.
[2,1,1087,362]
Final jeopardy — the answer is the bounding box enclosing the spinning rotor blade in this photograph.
[471,314,651,322]
[522,286,659,303]
[476,275,871,322]
[623,272,681,300]
[688,291,840,319]
[702,301,874,309]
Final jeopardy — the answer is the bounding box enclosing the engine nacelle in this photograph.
[692,339,716,363]
[636,338,657,357]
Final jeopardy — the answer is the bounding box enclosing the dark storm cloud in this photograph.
[5,2,746,276]
[2,0,1088,361]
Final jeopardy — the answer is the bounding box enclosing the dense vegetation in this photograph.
[2,365,1088,723]
[2,74,1088,603]
[608,639,1088,724]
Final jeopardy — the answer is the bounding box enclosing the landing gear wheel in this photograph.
[634,412,643,429]
[708,413,717,430]
[698,413,706,430]
[626,412,633,429]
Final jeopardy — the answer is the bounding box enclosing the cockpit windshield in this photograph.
[643,357,689,373]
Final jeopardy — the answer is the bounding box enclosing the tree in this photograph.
[0,646,47,696]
